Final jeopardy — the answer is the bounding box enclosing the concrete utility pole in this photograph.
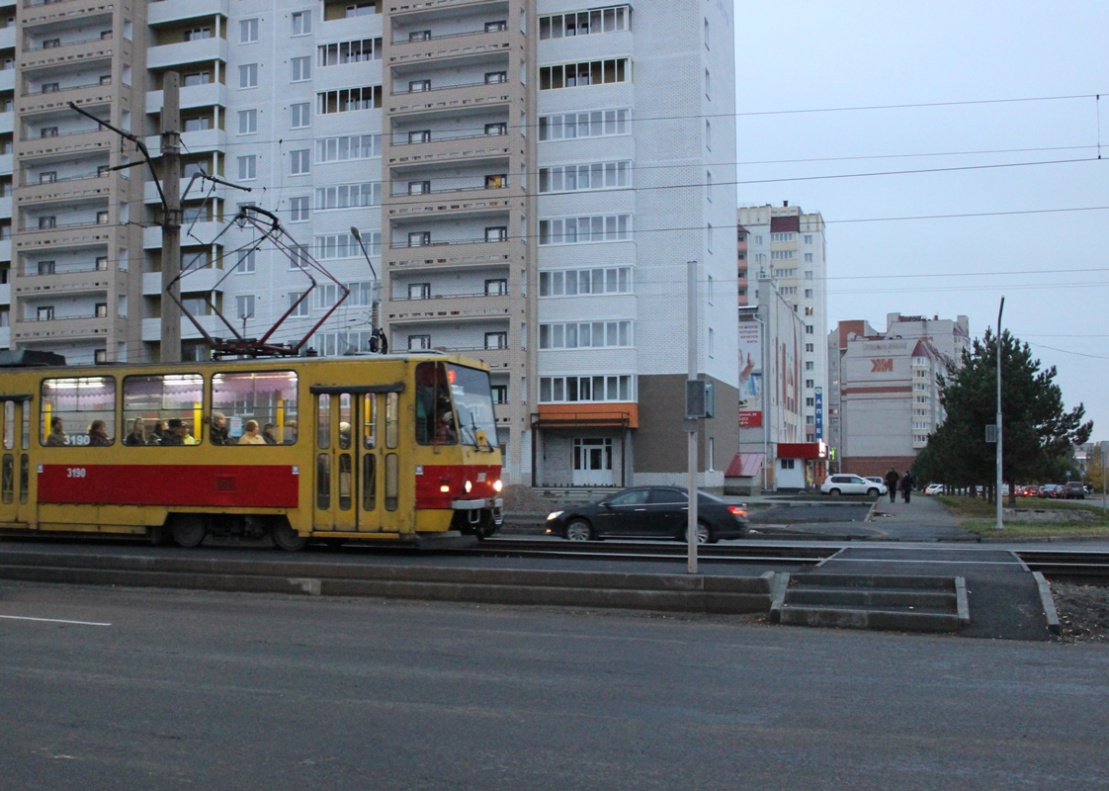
[995,296,1005,530]
[160,71,182,363]
[686,260,699,574]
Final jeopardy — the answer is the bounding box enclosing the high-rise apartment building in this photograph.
[2,0,738,488]
[737,203,827,443]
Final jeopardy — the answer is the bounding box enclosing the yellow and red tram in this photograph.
[0,351,503,549]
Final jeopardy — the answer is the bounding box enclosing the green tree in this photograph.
[917,328,1092,505]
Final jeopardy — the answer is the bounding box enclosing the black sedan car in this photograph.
[545,486,749,543]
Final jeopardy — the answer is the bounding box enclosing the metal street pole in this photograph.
[995,296,1005,530]
[351,226,381,349]
[686,260,699,574]
[160,71,182,363]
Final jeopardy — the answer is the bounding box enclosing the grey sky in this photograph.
[734,1,1109,441]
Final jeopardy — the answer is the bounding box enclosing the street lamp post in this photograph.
[995,296,1005,530]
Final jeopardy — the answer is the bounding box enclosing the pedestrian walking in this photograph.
[885,468,899,503]
[900,471,915,504]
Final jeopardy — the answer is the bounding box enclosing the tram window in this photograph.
[212,370,298,445]
[362,394,376,449]
[122,373,203,446]
[21,405,29,450]
[362,454,376,510]
[41,376,116,446]
[317,393,330,449]
[338,454,352,510]
[385,392,398,449]
[3,401,13,450]
[414,361,456,445]
[385,453,398,511]
[339,393,352,449]
[317,454,331,509]
[19,454,27,503]
[1,454,12,504]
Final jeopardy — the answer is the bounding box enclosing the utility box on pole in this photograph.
[685,379,715,419]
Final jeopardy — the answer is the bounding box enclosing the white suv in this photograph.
[820,474,882,497]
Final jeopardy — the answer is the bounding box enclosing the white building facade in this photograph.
[2,0,739,488]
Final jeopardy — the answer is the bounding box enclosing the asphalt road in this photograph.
[2,582,1107,790]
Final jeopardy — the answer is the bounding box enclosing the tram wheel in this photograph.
[171,516,207,548]
[273,521,308,551]
[149,525,171,546]
[565,519,593,541]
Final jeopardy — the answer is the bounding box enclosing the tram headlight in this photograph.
[464,479,473,493]
[439,477,451,493]
[492,479,503,493]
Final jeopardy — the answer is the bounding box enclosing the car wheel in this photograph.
[867,488,879,497]
[829,488,841,497]
[565,519,593,541]
[683,523,711,544]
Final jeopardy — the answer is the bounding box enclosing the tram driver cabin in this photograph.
[0,351,503,550]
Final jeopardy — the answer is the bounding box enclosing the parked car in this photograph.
[1018,485,1039,497]
[924,483,944,496]
[1040,484,1064,499]
[864,477,890,496]
[545,486,748,543]
[820,474,883,497]
[1061,482,1086,499]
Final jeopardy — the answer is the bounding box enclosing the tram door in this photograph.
[0,398,31,527]
[313,391,386,533]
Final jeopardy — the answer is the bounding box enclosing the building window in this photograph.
[317,86,381,114]
[37,260,55,275]
[289,197,310,222]
[39,171,57,184]
[491,384,508,404]
[539,59,629,90]
[539,375,633,403]
[484,122,507,136]
[184,71,211,86]
[539,7,630,39]
[409,79,431,93]
[292,10,312,36]
[485,20,508,32]
[408,30,431,42]
[289,292,308,316]
[539,215,631,245]
[39,216,57,229]
[96,256,108,271]
[184,27,212,41]
[240,18,259,43]
[316,134,381,162]
[539,108,630,140]
[485,71,507,84]
[539,161,630,193]
[408,232,430,247]
[94,349,107,364]
[38,306,55,321]
[318,38,382,66]
[42,82,59,93]
[40,126,59,138]
[539,321,632,349]
[408,334,431,351]
[408,180,430,195]
[237,156,257,180]
[290,149,310,175]
[539,267,631,296]
[315,182,382,210]
[95,303,108,318]
[407,283,430,300]
[236,295,255,319]
[291,56,311,82]
[291,102,310,128]
[238,109,257,134]
[239,64,259,88]
[96,210,109,224]
[485,332,508,350]
[485,226,508,243]
[236,249,256,273]
[485,278,508,296]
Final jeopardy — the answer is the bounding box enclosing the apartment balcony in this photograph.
[388,29,511,67]
[17,173,112,206]
[387,0,501,20]
[386,291,510,321]
[0,195,11,219]
[13,222,113,252]
[0,240,10,261]
[147,37,228,71]
[145,82,227,114]
[388,80,512,116]
[0,110,13,135]
[143,221,224,249]
[385,238,512,272]
[0,24,13,50]
[0,152,11,174]
[0,68,13,93]
[143,267,226,296]
[319,4,382,37]
[386,185,514,221]
[21,0,114,29]
[17,129,112,163]
[14,268,112,298]
[0,326,8,347]
[148,0,229,26]
[387,130,511,167]
[19,39,115,73]
[143,127,226,157]
[142,313,224,343]
[0,282,9,305]
[11,313,112,344]
[18,82,115,116]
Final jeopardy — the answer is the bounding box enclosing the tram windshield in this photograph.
[447,363,498,451]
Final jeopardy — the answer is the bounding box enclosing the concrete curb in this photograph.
[0,550,776,616]
[1032,571,1061,634]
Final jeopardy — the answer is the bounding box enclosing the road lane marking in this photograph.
[0,615,111,627]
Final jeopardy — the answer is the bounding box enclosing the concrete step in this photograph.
[770,572,970,634]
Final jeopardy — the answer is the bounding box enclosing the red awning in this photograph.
[778,442,824,459]
[725,452,765,477]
